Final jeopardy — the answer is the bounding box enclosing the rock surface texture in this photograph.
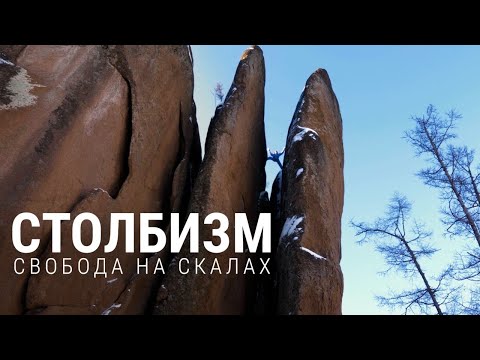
[0,45,343,315]
[0,45,201,314]
[275,69,344,314]
[155,46,267,315]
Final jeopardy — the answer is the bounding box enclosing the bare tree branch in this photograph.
[352,194,445,315]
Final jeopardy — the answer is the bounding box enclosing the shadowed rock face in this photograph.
[0,45,201,314]
[155,46,267,315]
[275,69,344,315]
[0,46,26,60]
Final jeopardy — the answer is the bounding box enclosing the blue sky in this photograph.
[191,45,480,314]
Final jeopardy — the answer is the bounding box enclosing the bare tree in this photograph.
[452,146,480,236]
[213,82,224,106]
[353,105,479,314]
[404,105,480,247]
[351,194,457,315]
[404,105,480,310]
[459,288,480,314]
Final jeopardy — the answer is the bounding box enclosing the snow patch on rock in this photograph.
[0,58,14,66]
[292,126,318,144]
[300,246,326,260]
[0,68,44,110]
[101,303,122,315]
[280,215,304,241]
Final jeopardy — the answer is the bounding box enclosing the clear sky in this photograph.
[191,45,480,314]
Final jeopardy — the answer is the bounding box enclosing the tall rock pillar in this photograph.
[276,69,344,314]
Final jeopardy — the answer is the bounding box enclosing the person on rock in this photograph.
[267,148,285,169]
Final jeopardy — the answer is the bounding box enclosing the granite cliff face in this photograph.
[0,45,343,315]
[0,45,200,314]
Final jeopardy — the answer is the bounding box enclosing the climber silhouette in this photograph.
[267,147,285,169]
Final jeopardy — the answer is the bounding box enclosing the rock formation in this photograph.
[0,45,201,314]
[155,46,267,315]
[0,45,343,315]
[274,69,344,314]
